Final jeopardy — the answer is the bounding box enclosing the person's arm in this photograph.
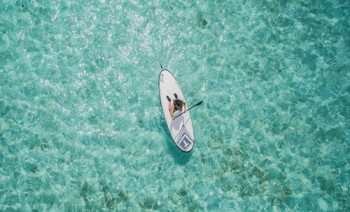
[183,101,187,112]
[170,104,175,120]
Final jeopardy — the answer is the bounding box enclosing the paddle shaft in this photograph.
[174,101,203,119]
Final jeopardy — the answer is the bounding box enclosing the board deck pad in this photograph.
[158,70,194,152]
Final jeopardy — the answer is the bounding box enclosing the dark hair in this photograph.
[174,99,183,110]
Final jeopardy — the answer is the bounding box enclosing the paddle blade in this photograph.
[196,101,203,106]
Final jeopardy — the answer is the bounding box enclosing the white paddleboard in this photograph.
[158,69,194,152]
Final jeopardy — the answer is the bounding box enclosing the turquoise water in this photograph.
[0,0,349,211]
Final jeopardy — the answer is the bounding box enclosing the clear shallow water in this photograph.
[0,0,349,211]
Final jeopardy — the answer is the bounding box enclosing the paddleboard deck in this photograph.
[158,69,194,152]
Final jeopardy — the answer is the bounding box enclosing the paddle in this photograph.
[174,101,203,119]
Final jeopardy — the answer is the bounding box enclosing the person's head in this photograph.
[173,99,183,110]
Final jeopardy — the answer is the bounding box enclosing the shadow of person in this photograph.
[159,118,192,165]
[166,136,192,165]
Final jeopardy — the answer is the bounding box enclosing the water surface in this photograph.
[0,0,349,211]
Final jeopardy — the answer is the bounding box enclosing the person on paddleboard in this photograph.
[166,93,187,120]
